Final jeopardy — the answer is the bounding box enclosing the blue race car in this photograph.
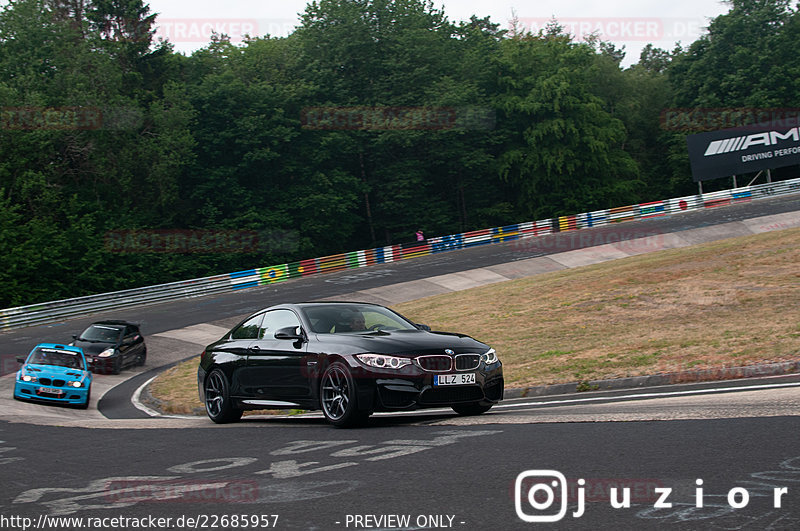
[14,343,93,409]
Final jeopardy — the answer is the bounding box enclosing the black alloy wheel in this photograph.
[204,369,243,423]
[320,361,369,428]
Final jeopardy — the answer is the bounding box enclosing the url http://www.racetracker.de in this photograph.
[0,514,280,530]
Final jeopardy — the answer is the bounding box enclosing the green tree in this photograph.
[496,27,640,218]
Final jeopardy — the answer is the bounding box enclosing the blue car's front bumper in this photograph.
[14,380,90,405]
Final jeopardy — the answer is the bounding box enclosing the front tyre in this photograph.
[320,361,369,428]
[452,403,493,416]
[76,388,91,410]
[204,368,243,424]
[111,356,122,375]
[136,348,147,367]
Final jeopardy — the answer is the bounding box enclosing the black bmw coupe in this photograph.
[197,302,504,427]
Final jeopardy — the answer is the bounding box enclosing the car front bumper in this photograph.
[350,361,504,411]
[14,381,90,405]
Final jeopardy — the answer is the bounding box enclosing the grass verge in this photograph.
[148,227,800,413]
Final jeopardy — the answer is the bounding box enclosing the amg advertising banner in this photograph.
[687,126,800,181]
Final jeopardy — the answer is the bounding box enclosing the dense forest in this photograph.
[1,0,799,307]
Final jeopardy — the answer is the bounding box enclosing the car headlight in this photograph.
[21,374,38,383]
[356,353,412,369]
[98,348,115,358]
[481,348,499,365]
[67,380,83,388]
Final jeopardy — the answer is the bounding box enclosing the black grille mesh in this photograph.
[416,355,452,372]
[455,354,480,371]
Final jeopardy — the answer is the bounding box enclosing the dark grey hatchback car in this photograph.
[197,302,504,427]
[71,320,147,374]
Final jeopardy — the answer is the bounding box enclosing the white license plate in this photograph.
[38,387,63,395]
[434,373,476,386]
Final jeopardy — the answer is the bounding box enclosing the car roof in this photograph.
[34,343,84,354]
[89,320,140,328]
[283,302,389,310]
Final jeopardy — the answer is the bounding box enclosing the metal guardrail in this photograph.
[2,177,799,331]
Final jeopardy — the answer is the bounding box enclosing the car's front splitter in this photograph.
[14,382,90,405]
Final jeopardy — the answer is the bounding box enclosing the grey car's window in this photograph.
[82,324,122,342]
[260,310,302,338]
[231,313,264,340]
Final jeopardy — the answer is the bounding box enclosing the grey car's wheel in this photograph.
[452,403,493,416]
[320,361,369,428]
[204,369,243,424]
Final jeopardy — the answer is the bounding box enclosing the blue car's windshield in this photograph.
[29,348,85,370]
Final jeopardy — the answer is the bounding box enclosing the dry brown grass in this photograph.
[396,228,800,388]
[147,359,203,414]
[149,228,800,412]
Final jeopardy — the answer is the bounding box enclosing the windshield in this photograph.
[79,324,123,343]
[29,348,86,370]
[302,304,418,334]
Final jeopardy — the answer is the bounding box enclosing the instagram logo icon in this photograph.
[515,470,584,522]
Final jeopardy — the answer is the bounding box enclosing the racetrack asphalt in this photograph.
[0,192,798,424]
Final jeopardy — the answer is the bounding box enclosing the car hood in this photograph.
[21,363,90,380]
[72,340,114,356]
[312,329,489,356]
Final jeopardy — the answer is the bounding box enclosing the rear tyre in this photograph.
[320,361,369,428]
[204,369,243,423]
[451,403,492,416]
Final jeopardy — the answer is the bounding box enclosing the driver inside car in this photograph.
[348,312,367,331]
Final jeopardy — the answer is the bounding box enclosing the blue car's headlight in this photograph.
[67,380,84,388]
[481,348,499,365]
[21,374,38,383]
[356,353,412,369]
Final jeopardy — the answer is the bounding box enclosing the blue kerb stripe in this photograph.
[232,280,258,290]
[230,269,257,279]
[375,247,385,264]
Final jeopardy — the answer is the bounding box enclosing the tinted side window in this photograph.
[231,313,264,340]
[261,310,302,338]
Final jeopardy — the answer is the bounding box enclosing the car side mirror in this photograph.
[415,323,431,331]
[274,326,305,341]
[16,356,26,363]
[72,334,78,340]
